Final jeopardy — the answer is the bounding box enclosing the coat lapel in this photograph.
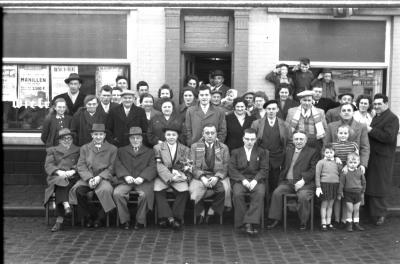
[160,143,173,166]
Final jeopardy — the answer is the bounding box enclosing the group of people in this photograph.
[42,59,399,235]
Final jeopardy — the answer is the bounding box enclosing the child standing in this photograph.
[338,152,366,232]
[315,144,340,231]
[331,124,359,227]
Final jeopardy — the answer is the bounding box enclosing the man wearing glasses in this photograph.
[229,128,269,235]
[189,124,231,224]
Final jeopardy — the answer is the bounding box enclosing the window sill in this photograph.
[2,132,44,145]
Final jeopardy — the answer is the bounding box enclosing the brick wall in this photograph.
[390,16,400,145]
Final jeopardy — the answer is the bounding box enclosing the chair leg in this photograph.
[45,202,49,225]
[106,212,110,227]
[310,197,314,232]
[116,213,120,227]
[154,206,158,225]
[283,195,287,232]
[260,205,264,230]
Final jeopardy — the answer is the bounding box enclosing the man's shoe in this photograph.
[171,219,182,230]
[122,222,130,230]
[299,224,307,231]
[327,224,336,231]
[353,223,365,231]
[158,219,168,228]
[51,222,62,232]
[85,219,94,228]
[321,224,327,231]
[376,216,385,226]
[346,222,353,232]
[266,220,279,230]
[93,220,102,228]
[64,207,72,217]
[134,223,145,230]
[252,225,259,235]
[245,223,254,235]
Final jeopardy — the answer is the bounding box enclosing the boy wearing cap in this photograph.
[44,128,80,232]
[52,73,86,115]
[106,89,148,147]
[113,127,157,230]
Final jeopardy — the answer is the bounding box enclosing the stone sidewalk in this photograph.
[4,216,400,264]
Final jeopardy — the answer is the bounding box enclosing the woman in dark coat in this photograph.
[71,95,107,146]
[41,98,72,148]
[147,98,185,146]
[225,97,256,152]
[44,128,80,232]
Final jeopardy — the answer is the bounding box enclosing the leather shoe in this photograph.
[171,219,182,230]
[64,207,72,217]
[123,222,130,230]
[51,222,62,232]
[158,219,168,228]
[134,223,145,230]
[85,219,94,228]
[267,220,279,230]
[353,223,365,231]
[94,220,102,228]
[299,224,307,231]
[376,216,385,226]
[245,223,254,235]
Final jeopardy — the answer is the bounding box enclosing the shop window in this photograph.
[2,64,129,131]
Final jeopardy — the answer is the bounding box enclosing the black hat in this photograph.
[276,63,289,69]
[90,123,106,133]
[338,93,355,100]
[64,73,82,84]
[127,127,145,136]
[162,124,181,134]
[211,89,223,96]
[211,70,224,78]
[57,128,75,139]
[263,100,279,109]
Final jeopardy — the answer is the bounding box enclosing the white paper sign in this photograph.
[2,65,18,101]
[51,65,79,98]
[95,66,126,95]
[18,65,50,106]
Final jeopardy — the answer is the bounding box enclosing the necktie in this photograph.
[205,145,213,169]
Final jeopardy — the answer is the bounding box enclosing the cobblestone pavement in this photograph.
[4,216,400,264]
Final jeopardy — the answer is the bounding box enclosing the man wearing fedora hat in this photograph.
[69,123,117,228]
[113,127,157,230]
[44,128,80,232]
[154,124,191,230]
[210,70,230,98]
[52,73,86,115]
[106,89,148,147]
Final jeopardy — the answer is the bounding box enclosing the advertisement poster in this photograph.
[18,65,49,107]
[2,65,18,101]
[95,66,126,95]
[51,65,78,98]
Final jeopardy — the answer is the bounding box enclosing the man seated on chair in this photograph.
[229,128,269,235]
[267,130,319,230]
[189,124,231,224]
[153,124,191,230]
[113,127,157,230]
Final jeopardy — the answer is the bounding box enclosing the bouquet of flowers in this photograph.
[172,158,194,181]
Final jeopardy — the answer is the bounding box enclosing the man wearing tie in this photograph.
[189,124,231,224]
[229,128,269,235]
[106,90,148,147]
[98,85,119,115]
[52,73,86,116]
[113,127,157,230]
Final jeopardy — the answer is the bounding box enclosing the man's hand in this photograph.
[315,187,323,197]
[337,194,343,200]
[249,179,257,191]
[124,176,135,184]
[294,178,305,191]
[208,177,218,188]
[201,176,209,186]
[359,165,366,174]
[134,177,144,185]
[242,179,251,190]
[341,165,348,174]
[57,170,66,178]
[367,126,372,132]
[89,176,100,189]
[335,157,342,165]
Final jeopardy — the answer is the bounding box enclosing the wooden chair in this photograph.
[193,195,223,225]
[283,193,314,232]
[79,191,110,227]
[154,188,184,224]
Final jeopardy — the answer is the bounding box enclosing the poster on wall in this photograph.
[51,65,79,98]
[95,66,127,95]
[2,65,18,101]
[18,65,50,107]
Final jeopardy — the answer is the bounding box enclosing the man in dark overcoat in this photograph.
[106,90,148,147]
[113,127,157,230]
[366,93,399,226]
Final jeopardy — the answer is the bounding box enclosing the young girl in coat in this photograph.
[41,98,72,148]
[315,144,340,231]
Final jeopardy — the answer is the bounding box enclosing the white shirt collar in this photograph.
[68,91,79,104]
[301,107,311,118]
[205,142,214,149]
[102,103,110,113]
[200,103,210,114]
[267,117,276,126]
[244,147,253,161]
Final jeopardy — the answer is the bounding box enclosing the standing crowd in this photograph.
[42,58,399,235]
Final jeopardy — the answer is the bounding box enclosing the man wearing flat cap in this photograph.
[326,92,355,124]
[106,89,148,147]
[113,127,157,230]
[286,90,327,151]
[210,70,230,98]
[52,73,86,115]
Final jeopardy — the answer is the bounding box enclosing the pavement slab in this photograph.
[4,217,400,264]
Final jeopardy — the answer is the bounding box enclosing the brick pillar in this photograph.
[233,10,250,94]
[165,8,181,106]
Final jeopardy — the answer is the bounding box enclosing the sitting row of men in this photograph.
[46,121,320,235]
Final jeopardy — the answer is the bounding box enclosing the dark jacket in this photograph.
[225,112,256,151]
[279,146,319,186]
[366,109,399,196]
[229,147,269,183]
[211,84,230,98]
[70,108,107,146]
[277,99,299,120]
[41,114,72,148]
[106,104,148,147]
[314,98,339,113]
[147,113,185,146]
[52,92,86,116]
[98,102,119,116]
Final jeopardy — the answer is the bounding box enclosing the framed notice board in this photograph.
[279,19,386,62]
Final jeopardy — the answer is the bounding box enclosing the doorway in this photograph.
[182,52,232,90]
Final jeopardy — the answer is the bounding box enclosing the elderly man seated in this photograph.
[267,130,319,230]
[229,128,269,235]
[189,124,231,224]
